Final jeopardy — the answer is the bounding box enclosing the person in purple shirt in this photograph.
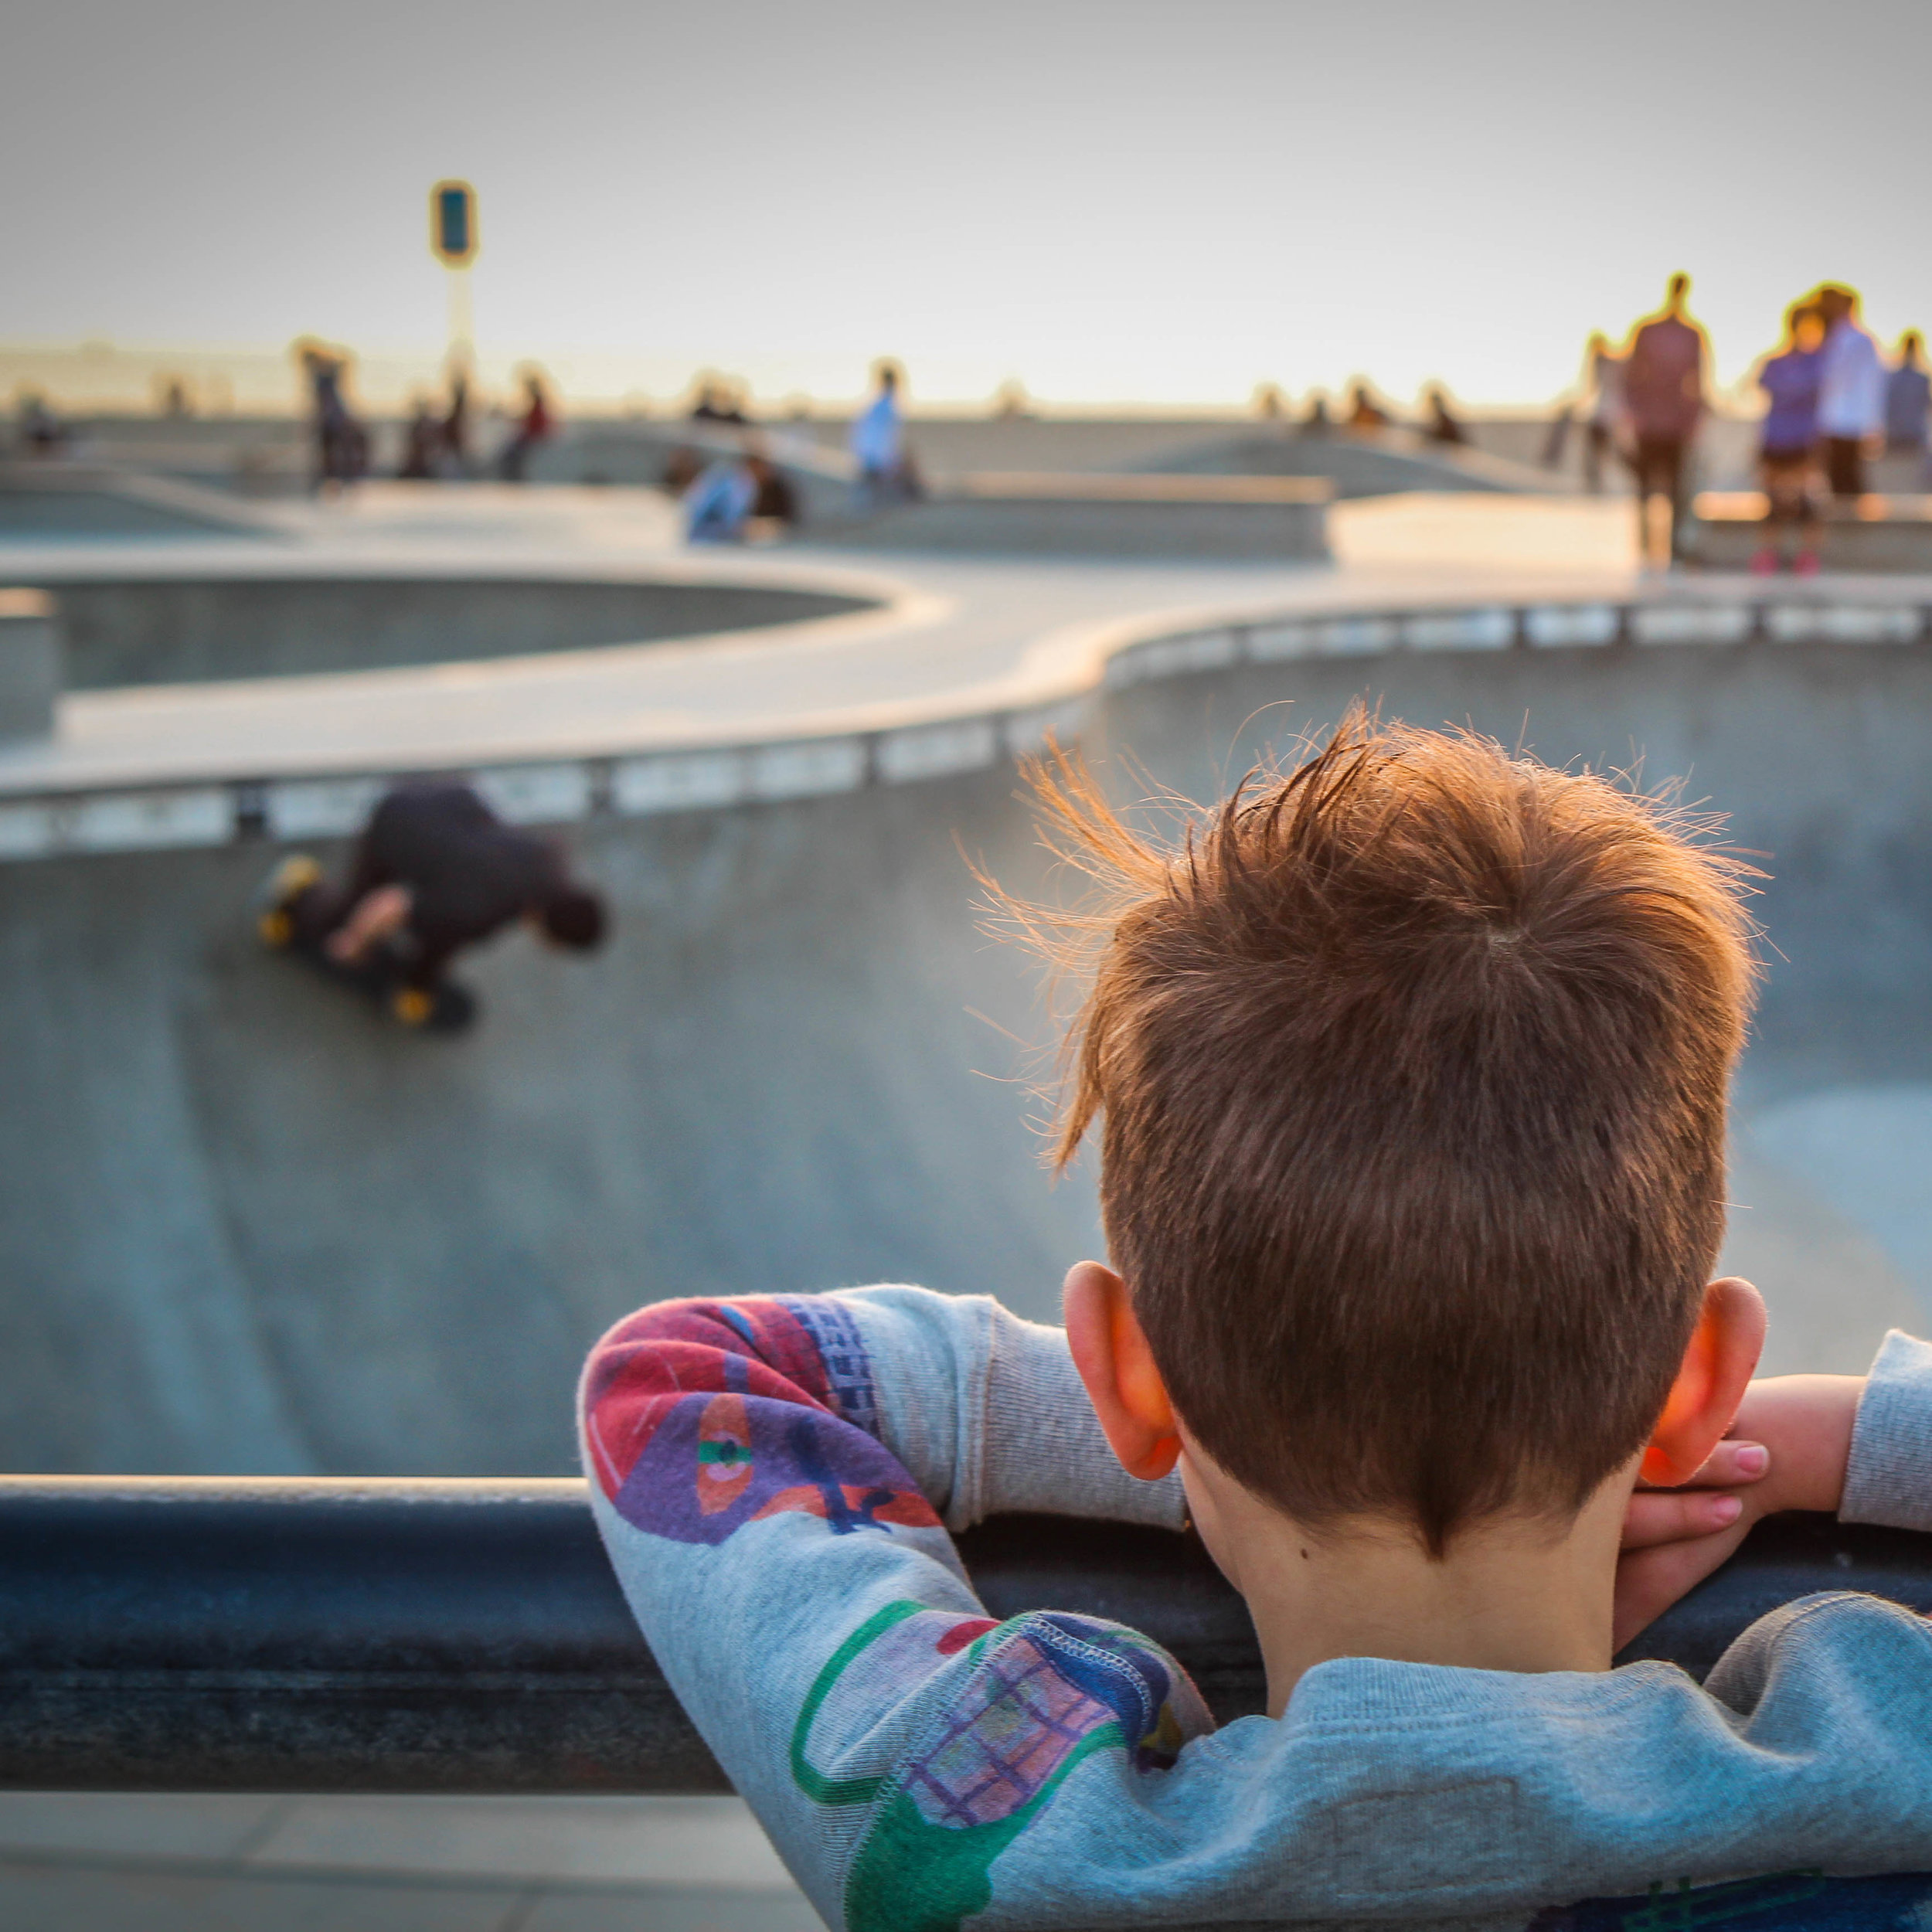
[1753,301,1826,575]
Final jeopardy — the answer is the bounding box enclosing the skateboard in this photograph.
[257,855,478,1035]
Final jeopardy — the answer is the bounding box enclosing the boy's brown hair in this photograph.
[1012,710,1757,1553]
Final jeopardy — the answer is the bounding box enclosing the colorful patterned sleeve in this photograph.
[577,1287,1214,1932]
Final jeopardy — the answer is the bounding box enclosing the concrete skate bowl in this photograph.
[6,589,1932,1476]
[33,572,882,687]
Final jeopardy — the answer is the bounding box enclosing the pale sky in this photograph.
[4,0,1928,409]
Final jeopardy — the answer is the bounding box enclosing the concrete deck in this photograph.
[0,1792,817,1930]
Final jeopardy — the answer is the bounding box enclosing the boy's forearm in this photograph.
[1842,1333,1932,1534]
[1730,1375,1862,1517]
[833,1287,1187,1533]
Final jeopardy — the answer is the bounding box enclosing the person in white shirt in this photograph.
[1815,283,1886,500]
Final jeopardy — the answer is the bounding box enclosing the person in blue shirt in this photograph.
[1753,301,1826,575]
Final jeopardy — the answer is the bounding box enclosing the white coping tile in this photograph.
[1134,630,1240,680]
[267,777,388,841]
[0,787,238,857]
[876,719,1000,784]
[1403,607,1515,651]
[1246,620,1317,661]
[1763,604,1922,645]
[746,736,866,802]
[611,750,744,816]
[67,787,233,853]
[1632,603,1752,646]
[1104,630,1239,688]
[1004,697,1087,755]
[474,762,594,825]
[1312,614,1400,655]
[1526,603,1621,648]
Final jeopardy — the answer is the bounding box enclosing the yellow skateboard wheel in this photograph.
[393,988,434,1026]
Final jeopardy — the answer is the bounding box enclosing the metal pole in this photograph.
[0,1478,1923,1794]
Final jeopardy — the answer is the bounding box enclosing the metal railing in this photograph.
[1,1477,1927,1793]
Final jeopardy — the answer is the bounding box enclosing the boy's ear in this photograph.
[1641,1277,1768,1485]
[1063,1260,1182,1481]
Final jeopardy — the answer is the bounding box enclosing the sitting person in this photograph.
[578,714,1932,1930]
[260,779,605,1029]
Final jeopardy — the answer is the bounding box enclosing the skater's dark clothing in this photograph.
[317,784,566,990]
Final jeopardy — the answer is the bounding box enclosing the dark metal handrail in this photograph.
[0,1477,1927,1793]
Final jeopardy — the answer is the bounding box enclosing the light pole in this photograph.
[429,180,478,363]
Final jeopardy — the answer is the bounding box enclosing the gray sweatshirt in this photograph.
[580,1291,1932,1930]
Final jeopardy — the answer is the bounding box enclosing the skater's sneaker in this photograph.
[257,853,321,948]
[1750,546,1779,576]
[1794,550,1821,577]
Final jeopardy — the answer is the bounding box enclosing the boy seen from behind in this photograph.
[580,716,1932,1931]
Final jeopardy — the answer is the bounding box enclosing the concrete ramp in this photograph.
[1140,427,1570,498]
[0,464,290,541]
[0,771,1099,1475]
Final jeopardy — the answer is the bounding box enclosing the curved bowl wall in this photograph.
[39,576,878,688]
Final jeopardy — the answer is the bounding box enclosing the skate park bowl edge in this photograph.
[22,570,884,688]
[6,573,1932,1473]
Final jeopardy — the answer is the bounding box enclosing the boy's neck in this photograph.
[1181,1454,1630,1718]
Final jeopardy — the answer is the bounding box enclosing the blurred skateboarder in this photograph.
[257,781,607,1031]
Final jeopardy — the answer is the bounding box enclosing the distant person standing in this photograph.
[1621,273,1709,570]
[1750,302,1826,576]
[1886,330,1930,467]
[257,781,607,1032]
[498,369,556,481]
[295,341,367,492]
[1580,332,1624,494]
[1421,383,1467,446]
[1345,381,1391,430]
[15,389,65,457]
[1815,284,1885,500]
[441,359,474,478]
[850,362,911,509]
[397,394,441,479]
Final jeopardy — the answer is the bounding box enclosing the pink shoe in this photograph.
[1750,547,1779,576]
[1794,550,1821,577]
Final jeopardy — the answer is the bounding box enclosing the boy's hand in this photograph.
[1613,1375,1865,1651]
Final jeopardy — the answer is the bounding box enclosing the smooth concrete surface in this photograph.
[0,766,1100,1473]
[39,573,880,688]
[0,1792,819,1930]
[0,590,59,738]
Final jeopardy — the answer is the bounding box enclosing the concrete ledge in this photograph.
[3,584,1930,859]
[1695,492,1932,572]
[829,471,1332,558]
[0,590,59,743]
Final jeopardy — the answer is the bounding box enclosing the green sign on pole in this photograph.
[430,181,478,267]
